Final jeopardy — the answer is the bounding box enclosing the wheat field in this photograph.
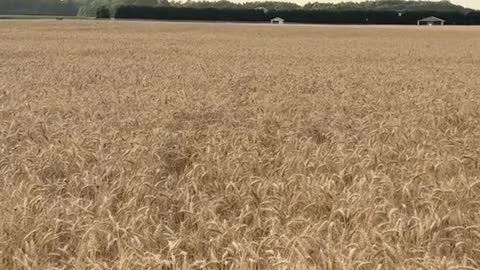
[1,20,480,269]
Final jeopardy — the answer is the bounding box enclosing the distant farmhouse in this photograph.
[271,17,285,24]
[417,16,446,26]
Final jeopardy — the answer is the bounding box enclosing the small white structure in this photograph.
[255,7,268,14]
[417,16,445,26]
[271,17,285,24]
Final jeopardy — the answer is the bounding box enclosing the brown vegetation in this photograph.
[1,21,480,269]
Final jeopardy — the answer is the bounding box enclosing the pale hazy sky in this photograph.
[241,0,480,9]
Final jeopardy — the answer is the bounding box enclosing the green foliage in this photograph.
[96,5,111,18]
[241,2,301,11]
[164,0,299,10]
[116,5,269,21]
[304,0,469,12]
[115,5,480,25]
[0,0,78,16]
[0,0,475,17]
[76,0,162,16]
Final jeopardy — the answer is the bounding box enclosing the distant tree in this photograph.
[136,0,158,5]
[1,0,474,17]
[114,4,480,25]
[157,0,170,6]
[77,0,165,16]
[96,5,111,18]
[74,0,475,17]
[242,1,301,10]
[0,0,79,15]
[304,0,469,12]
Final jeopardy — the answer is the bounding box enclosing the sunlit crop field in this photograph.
[1,20,480,269]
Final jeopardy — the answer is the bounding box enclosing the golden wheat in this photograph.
[1,20,480,270]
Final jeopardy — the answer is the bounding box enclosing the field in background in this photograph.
[1,21,480,269]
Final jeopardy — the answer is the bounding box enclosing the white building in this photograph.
[270,17,285,24]
[417,16,446,26]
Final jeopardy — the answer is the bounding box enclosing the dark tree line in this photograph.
[115,6,267,21]
[173,1,301,10]
[303,0,468,12]
[0,0,477,19]
[0,0,78,16]
[115,5,480,25]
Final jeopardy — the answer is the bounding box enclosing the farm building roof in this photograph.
[418,16,446,22]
